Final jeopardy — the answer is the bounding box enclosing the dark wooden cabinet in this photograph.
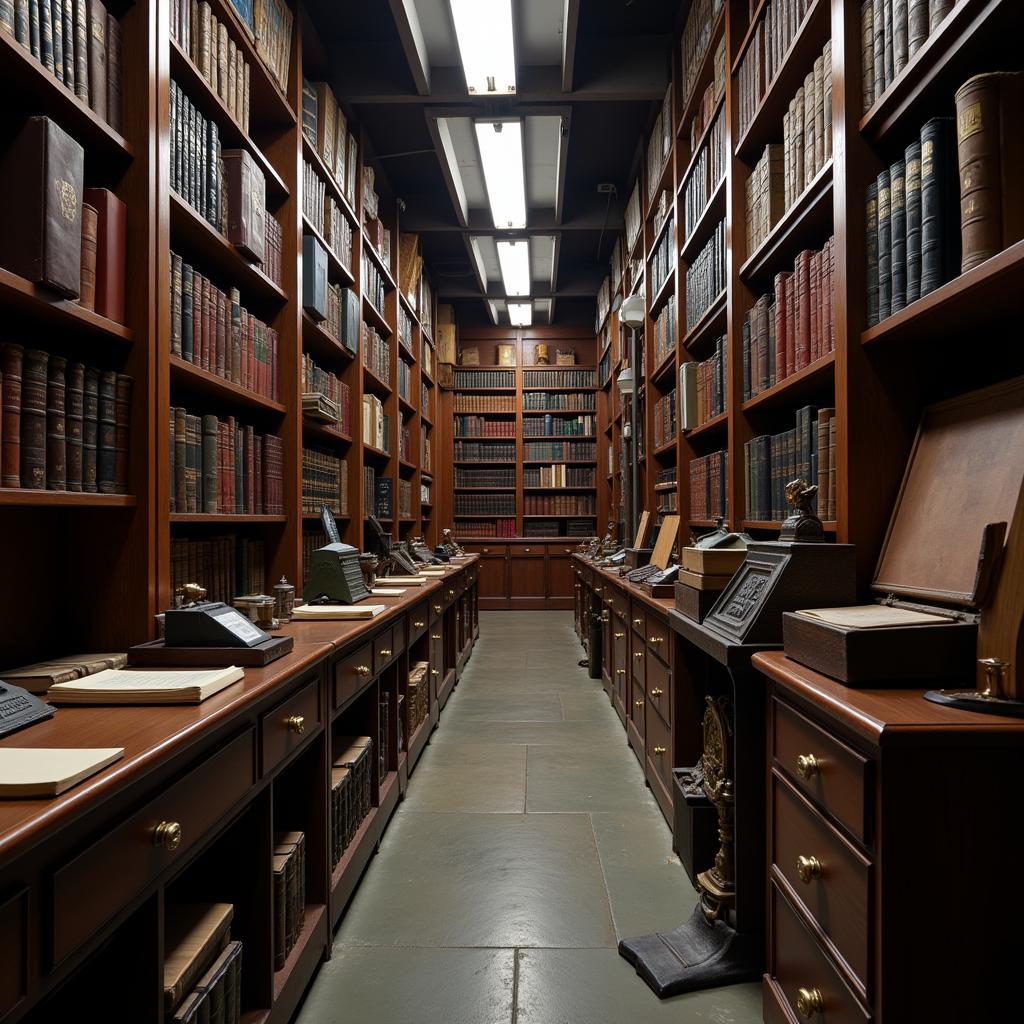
[476,554,509,605]
[509,554,547,606]
[547,555,575,600]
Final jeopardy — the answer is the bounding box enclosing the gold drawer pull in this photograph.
[431,633,441,640]
[796,855,822,884]
[574,584,580,590]
[796,754,822,780]
[653,746,666,755]
[284,715,305,735]
[355,665,371,677]
[796,986,824,1017]
[633,617,643,628]
[414,620,425,628]
[448,588,455,597]
[616,669,626,676]
[648,635,663,645]
[633,651,644,659]
[482,548,490,553]
[650,688,663,698]
[434,604,442,613]
[605,598,613,606]
[431,669,439,676]
[634,699,644,708]
[379,648,393,658]
[154,821,182,851]
[614,631,625,639]
[524,547,531,552]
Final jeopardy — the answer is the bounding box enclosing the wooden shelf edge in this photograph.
[170,513,287,523]
[170,355,286,413]
[648,266,676,317]
[683,290,728,351]
[362,296,393,337]
[301,134,358,225]
[684,409,729,439]
[302,217,355,287]
[0,489,137,508]
[681,175,726,264]
[741,350,836,411]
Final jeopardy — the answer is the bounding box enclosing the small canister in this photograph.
[252,596,277,631]
[535,343,550,364]
[359,553,379,589]
[274,576,295,623]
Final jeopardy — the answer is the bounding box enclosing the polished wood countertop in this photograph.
[572,555,676,618]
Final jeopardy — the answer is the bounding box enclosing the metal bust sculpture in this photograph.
[779,477,824,543]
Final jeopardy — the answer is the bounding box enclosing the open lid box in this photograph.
[783,377,1024,683]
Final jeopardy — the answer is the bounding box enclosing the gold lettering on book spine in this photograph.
[56,179,77,222]
[958,101,982,143]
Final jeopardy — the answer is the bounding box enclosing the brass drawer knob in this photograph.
[524,547,531,552]
[414,620,425,628]
[616,669,626,676]
[284,715,305,735]
[431,669,439,676]
[431,633,441,640]
[796,754,822,780]
[574,584,580,590]
[434,604,442,613]
[634,699,644,708]
[448,589,455,597]
[648,635,663,645]
[796,855,822,884]
[605,598,613,606]
[633,651,644,659]
[633,617,643,627]
[379,648,393,658]
[154,821,182,851]
[795,986,824,1017]
[483,548,490,553]
[355,664,371,677]
[653,746,666,755]
[613,631,625,639]
[651,688,663,698]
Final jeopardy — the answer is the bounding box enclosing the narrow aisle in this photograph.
[296,611,762,1024]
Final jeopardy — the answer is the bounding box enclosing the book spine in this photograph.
[96,368,116,493]
[889,158,906,313]
[61,0,73,87]
[920,116,957,295]
[928,0,952,33]
[871,0,884,103]
[38,0,52,72]
[955,73,1002,274]
[82,366,98,491]
[46,354,67,490]
[20,349,48,489]
[882,0,893,88]
[865,181,879,326]
[79,201,98,311]
[904,141,922,304]
[861,1,874,111]
[893,0,908,77]
[50,0,63,82]
[876,168,891,319]
[2,0,17,38]
[114,373,130,493]
[907,0,928,57]
[106,12,122,132]
[73,0,88,101]
[66,361,84,491]
[14,0,28,44]
[29,0,38,58]
[87,0,106,121]
[1,344,23,488]
[202,414,218,513]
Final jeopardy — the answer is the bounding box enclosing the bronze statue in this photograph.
[175,582,207,608]
[779,477,824,543]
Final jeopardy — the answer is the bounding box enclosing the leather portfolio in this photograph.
[784,377,1024,684]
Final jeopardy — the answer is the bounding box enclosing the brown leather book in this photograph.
[82,365,99,491]
[66,361,84,492]
[20,349,48,489]
[83,187,126,323]
[79,201,98,311]
[73,0,89,102]
[1,343,22,488]
[96,368,116,493]
[955,72,1024,274]
[794,249,811,369]
[928,0,953,32]
[114,373,131,493]
[174,406,186,511]
[222,148,266,264]
[105,12,122,131]
[0,116,84,297]
[87,0,107,121]
[46,354,67,490]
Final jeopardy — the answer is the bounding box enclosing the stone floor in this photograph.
[296,610,763,1024]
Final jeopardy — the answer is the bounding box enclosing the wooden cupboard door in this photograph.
[477,555,509,602]
[509,555,546,604]
[547,556,574,598]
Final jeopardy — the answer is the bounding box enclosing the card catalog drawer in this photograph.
[409,604,429,643]
[374,627,396,673]
[52,730,254,966]
[770,881,871,1024]
[334,642,374,708]
[772,772,871,991]
[773,699,870,844]
[645,614,670,665]
[645,647,671,727]
[430,596,443,622]
[630,606,647,641]
[609,589,628,621]
[262,677,320,776]
[547,544,576,557]
[646,702,673,795]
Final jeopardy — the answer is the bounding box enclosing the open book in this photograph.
[47,666,244,705]
[291,604,387,621]
[0,747,124,796]
[796,605,953,629]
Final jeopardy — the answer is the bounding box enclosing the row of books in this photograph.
[234,0,292,96]
[398,478,412,518]
[681,335,727,428]
[398,424,411,463]
[301,353,350,433]
[650,212,675,298]
[397,359,412,404]
[2,0,123,132]
[653,294,678,367]
[743,406,836,521]
[421,434,431,473]
[453,369,514,389]
[454,394,516,413]
[361,393,388,452]
[743,236,835,401]
[455,467,515,488]
[524,441,596,462]
[331,737,373,868]
[657,489,679,521]
[782,40,833,208]
[736,0,815,138]
[681,0,725,110]
[522,415,595,437]
[454,441,516,462]
[301,161,353,271]
[170,80,226,233]
[301,447,347,515]
[458,519,515,538]
[523,369,596,388]
[264,212,283,288]
[399,306,414,355]
[363,321,391,386]
[685,33,726,151]
[163,904,241,1024]
[656,467,678,488]
[169,408,284,514]
[653,390,677,450]
[170,535,266,606]
[273,832,306,971]
[645,82,674,208]
[420,382,431,421]
[524,465,595,488]
[0,345,129,493]
[455,493,515,516]
[523,494,596,516]
[861,0,954,114]
[685,220,726,332]
[420,480,431,505]
[172,0,250,133]
[170,252,280,401]
[524,517,595,538]
[301,77,358,207]
[625,180,642,254]
[683,109,725,241]
[522,391,593,411]
[454,416,514,438]
[364,467,392,518]
[310,273,359,353]
[689,449,728,521]
[362,250,387,317]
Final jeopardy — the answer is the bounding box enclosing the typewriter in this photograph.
[624,562,679,587]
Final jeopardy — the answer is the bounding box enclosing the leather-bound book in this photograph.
[96,368,116,493]
[38,0,52,72]
[13,0,29,43]
[182,261,194,362]
[808,251,820,361]
[173,406,186,511]
[928,0,953,32]
[300,76,317,146]
[866,179,881,327]
[46,354,67,490]
[223,148,266,264]
[78,200,98,311]
[871,0,885,103]
[954,72,1024,274]
[861,1,874,111]
[114,373,130,492]
[302,233,328,321]
[920,116,959,295]
[905,141,922,304]
[795,249,811,369]
[170,253,182,355]
[882,0,893,88]
[201,414,218,513]
[215,286,225,378]
[87,0,107,121]
[315,82,337,174]
[773,273,790,384]
[0,116,84,298]
[82,365,98,491]
[29,0,38,57]
[20,349,48,490]
[50,0,64,82]
[1,343,23,488]
[893,0,908,77]
[61,0,73,88]
[1,1,14,35]
[66,361,84,491]
[889,158,906,313]
[205,120,219,228]
[73,0,88,101]
[908,0,928,57]
[229,288,241,385]
[876,167,892,320]
[84,187,126,324]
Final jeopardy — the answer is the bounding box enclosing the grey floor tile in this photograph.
[446,692,564,722]
[401,742,527,813]
[295,946,515,1024]
[525,744,648,813]
[558,689,621,722]
[515,948,763,1024]
[427,718,621,752]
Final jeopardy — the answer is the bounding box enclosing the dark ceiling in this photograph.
[305,0,683,327]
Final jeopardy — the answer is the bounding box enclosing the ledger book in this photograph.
[47,666,244,704]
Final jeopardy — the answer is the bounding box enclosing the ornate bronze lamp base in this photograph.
[926,658,1024,719]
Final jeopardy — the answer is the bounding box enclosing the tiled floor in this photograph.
[296,611,763,1024]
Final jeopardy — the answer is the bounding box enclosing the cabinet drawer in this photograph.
[52,730,254,966]
[393,616,406,654]
[463,543,507,556]
[0,889,27,1018]
[645,647,671,727]
[774,699,870,844]
[772,773,871,990]
[646,701,673,794]
[645,614,670,664]
[609,589,628,621]
[770,881,871,1024]
[631,640,645,692]
[334,642,374,708]
[430,597,444,622]
[409,603,429,643]
[547,543,576,557]
[511,544,542,557]
[261,677,320,776]
[629,606,646,641]
[374,626,396,673]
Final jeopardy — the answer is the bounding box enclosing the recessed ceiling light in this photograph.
[475,120,527,230]
[449,0,516,95]
[508,302,533,326]
[496,239,531,297]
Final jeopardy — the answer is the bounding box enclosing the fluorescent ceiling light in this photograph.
[449,0,516,95]
[475,120,527,229]
[497,239,531,297]
[487,300,503,325]
[508,302,533,327]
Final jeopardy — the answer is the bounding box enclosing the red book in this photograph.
[785,272,796,377]
[83,187,126,324]
[809,251,820,362]
[246,424,255,514]
[827,237,836,353]
[203,278,214,372]
[773,272,789,384]
[795,250,811,369]
[254,434,263,514]
[216,288,226,378]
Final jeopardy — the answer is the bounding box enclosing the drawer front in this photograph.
[430,596,444,622]
[610,589,628,622]
[645,613,670,665]
[261,677,320,776]
[444,581,459,606]
[645,647,671,727]
[646,699,673,794]
[774,699,869,844]
[463,543,508,556]
[334,642,374,708]
[510,544,542,557]
[631,639,645,692]
[770,882,871,1024]
[630,606,646,641]
[409,603,429,643]
[0,889,27,1018]
[547,543,576,558]
[52,730,255,966]
[430,631,444,697]
[374,626,396,673]
[772,773,871,989]
[392,615,406,654]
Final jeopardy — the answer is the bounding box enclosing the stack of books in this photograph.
[331,737,373,867]
[273,832,306,970]
[163,903,241,1024]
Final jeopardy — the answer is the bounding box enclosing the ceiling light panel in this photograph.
[508,302,533,326]
[497,239,531,297]
[469,236,502,284]
[475,120,527,229]
[449,0,517,95]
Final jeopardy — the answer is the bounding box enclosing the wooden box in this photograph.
[784,379,1024,684]
[674,580,727,623]
[625,547,653,570]
[680,546,746,575]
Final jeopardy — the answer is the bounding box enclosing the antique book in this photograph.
[928,0,953,32]
[893,0,908,76]
[223,149,266,263]
[882,0,893,87]
[0,747,123,797]
[171,253,183,355]
[1,0,14,35]
[291,604,387,620]
[904,141,922,304]
[163,903,233,1013]
[65,361,84,491]
[73,0,88,101]
[0,116,84,297]
[822,42,832,162]
[14,0,29,44]
[182,261,194,361]
[300,75,317,145]
[334,105,348,185]
[50,0,64,82]
[87,0,107,121]
[302,233,328,320]
[39,0,52,71]
[920,116,958,295]
[78,200,98,311]
[45,355,66,490]
[61,0,74,88]
[29,0,38,56]
[889,157,906,313]
[96,368,116,492]
[114,373,130,492]
[860,1,874,110]
[871,0,884,102]
[82,365,99,491]
[954,72,1024,274]
[315,81,337,173]
[797,605,954,629]
[876,167,891,320]
[20,349,48,489]
[83,187,126,323]
[106,11,122,130]
[907,0,928,56]
[0,343,22,488]
[48,665,244,704]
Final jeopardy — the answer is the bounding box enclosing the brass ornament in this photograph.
[696,695,737,922]
[56,179,78,222]
[779,478,824,543]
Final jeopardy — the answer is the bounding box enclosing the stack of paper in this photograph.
[47,667,244,705]
[0,747,124,796]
